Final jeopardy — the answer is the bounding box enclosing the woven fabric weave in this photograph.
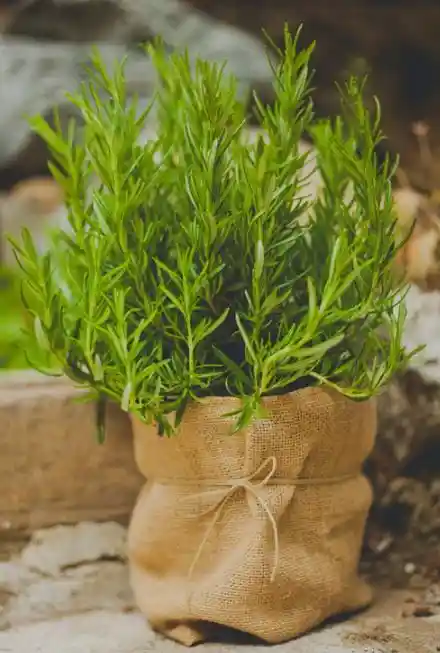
[128,386,376,646]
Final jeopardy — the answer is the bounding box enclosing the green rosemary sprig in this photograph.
[10,28,415,435]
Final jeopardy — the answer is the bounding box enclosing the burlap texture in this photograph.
[128,386,377,646]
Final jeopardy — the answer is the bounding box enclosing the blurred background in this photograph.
[2,0,440,191]
[3,0,440,186]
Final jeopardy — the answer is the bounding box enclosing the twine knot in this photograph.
[154,458,359,583]
[186,456,280,582]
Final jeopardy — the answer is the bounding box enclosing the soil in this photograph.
[345,624,422,653]
[363,538,440,591]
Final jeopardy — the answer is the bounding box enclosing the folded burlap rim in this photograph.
[151,455,362,582]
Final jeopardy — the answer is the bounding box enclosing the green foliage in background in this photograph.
[0,266,31,369]
[10,29,416,435]
[0,266,58,371]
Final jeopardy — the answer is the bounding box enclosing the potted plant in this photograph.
[11,29,413,646]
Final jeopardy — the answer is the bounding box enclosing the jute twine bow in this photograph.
[154,457,359,583]
[186,456,280,582]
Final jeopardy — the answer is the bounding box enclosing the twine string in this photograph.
[186,456,280,582]
[153,457,359,583]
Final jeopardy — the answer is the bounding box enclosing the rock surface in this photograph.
[0,522,132,630]
[365,286,440,583]
[0,37,157,170]
[0,0,273,188]
[0,372,142,534]
[403,286,440,384]
[1,522,439,653]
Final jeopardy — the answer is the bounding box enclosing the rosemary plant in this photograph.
[11,30,414,435]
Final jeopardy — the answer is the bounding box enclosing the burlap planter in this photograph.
[127,386,377,646]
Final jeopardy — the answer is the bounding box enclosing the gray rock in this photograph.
[403,286,440,386]
[20,522,127,576]
[4,0,128,42]
[0,37,158,168]
[120,0,273,80]
[0,522,132,629]
[6,0,272,80]
[0,0,272,179]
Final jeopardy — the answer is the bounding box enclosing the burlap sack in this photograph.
[128,386,377,646]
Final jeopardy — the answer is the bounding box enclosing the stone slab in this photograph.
[1,522,439,653]
[1,609,438,653]
[0,372,142,535]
